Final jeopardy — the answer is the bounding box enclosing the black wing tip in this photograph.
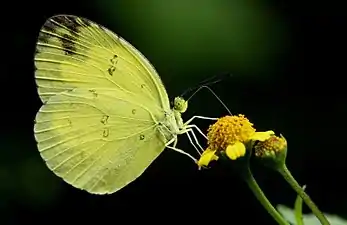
[37,14,92,56]
[49,14,77,20]
[48,14,91,25]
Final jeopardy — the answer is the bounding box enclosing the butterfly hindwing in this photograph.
[34,88,166,194]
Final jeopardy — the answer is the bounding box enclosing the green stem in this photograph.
[243,168,289,225]
[294,185,305,225]
[278,164,330,225]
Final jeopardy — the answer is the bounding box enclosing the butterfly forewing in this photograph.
[35,15,170,115]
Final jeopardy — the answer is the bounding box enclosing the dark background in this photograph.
[2,0,346,224]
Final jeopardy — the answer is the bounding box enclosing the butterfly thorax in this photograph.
[157,109,184,143]
[174,110,184,129]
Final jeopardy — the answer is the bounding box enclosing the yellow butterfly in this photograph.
[34,15,217,194]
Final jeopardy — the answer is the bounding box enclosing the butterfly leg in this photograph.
[165,137,197,163]
[172,136,178,148]
[183,117,217,142]
[186,128,205,152]
[183,115,218,127]
[185,129,203,155]
[185,124,207,139]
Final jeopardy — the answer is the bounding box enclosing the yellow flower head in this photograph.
[197,115,274,168]
[254,135,287,158]
[207,114,256,150]
[253,134,288,170]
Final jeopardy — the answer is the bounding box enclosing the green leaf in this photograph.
[277,204,346,225]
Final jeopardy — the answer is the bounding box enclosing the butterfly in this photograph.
[34,15,217,194]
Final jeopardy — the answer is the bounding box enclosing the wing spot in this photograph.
[107,66,116,76]
[110,55,118,64]
[107,55,118,76]
[139,134,145,140]
[132,109,136,114]
[103,129,109,137]
[89,89,98,97]
[101,115,109,125]
[141,84,145,88]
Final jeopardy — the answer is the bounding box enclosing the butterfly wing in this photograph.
[35,88,166,194]
[34,15,174,194]
[34,15,170,114]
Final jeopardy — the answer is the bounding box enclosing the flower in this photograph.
[253,134,287,169]
[197,114,274,168]
[254,135,287,158]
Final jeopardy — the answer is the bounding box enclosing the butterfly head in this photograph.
[173,96,188,113]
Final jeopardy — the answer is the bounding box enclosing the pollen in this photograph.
[207,115,256,151]
[254,135,287,157]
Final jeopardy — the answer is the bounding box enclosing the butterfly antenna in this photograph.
[187,85,232,115]
[180,72,231,97]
